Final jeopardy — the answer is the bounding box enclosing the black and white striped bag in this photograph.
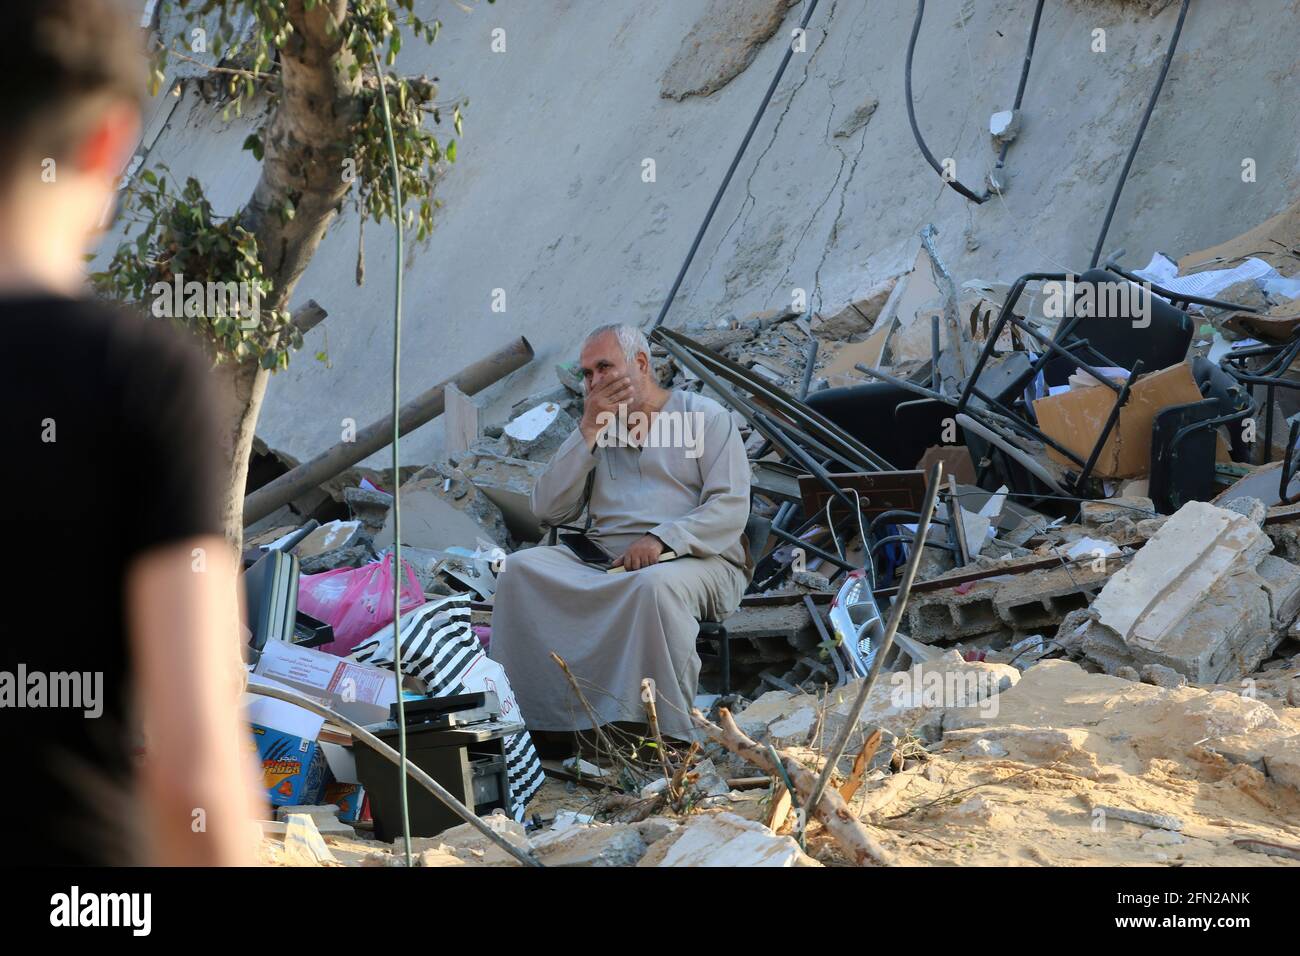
[349,594,544,820]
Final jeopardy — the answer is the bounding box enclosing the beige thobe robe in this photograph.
[489,389,751,738]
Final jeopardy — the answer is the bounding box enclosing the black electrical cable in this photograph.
[1088,0,1191,268]
[649,0,822,330]
[906,0,990,204]
[995,0,1046,169]
[907,0,1047,203]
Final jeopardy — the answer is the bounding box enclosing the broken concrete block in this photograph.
[503,401,576,461]
[1116,666,1140,682]
[344,486,393,534]
[766,704,820,748]
[373,463,511,552]
[1083,802,1183,831]
[638,812,819,867]
[1083,501,1289,682]
[791,570,832,591]
[906,577,1002,641]
[460,453,547,543]
[1255,554,1300,627]
[948,794,1013,828]
[416,846,474,868]
[433,813,532,866]
[534,823,647,867]
[907,558,1112,641]
[508,385,575,420]
[1099,579,1273,684]
[555,361,583,395]
[1262,739,1300,793]
[1092,502,1270,646]
[688,758,732,802]
[733,689,818,741]
[1180,690,1283,738]
[961,737,1008,758]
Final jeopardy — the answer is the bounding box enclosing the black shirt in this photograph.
[2,295,222,865]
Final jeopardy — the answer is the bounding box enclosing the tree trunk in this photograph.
[217,0,365,547]
[213,361,270,552]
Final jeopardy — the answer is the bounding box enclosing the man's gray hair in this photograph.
[583,323,651,364]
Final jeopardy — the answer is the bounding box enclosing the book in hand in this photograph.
[558,531,677,573]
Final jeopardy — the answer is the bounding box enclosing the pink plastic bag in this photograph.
[299,558,426,657]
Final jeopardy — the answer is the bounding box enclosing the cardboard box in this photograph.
[1032,362,1205,479]
[251,724,327,807]
[245,675,329,807]
[323,782,368,824]
[254,639,398,725]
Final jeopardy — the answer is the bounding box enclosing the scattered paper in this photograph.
[1065,537,1121,561]
[1135,252,1300,303]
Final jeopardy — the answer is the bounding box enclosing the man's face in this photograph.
[579,332,646,408]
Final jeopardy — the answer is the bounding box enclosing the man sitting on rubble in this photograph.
[491,323,752,745]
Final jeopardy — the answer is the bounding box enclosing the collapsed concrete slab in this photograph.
[1080,501,1299,683]
[372,463,511,553]
[458,452,547,543]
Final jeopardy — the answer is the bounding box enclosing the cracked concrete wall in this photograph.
[100,0,1300,468]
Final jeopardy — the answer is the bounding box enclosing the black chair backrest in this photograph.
[806,383,953,469]
[1044,268,1193,385]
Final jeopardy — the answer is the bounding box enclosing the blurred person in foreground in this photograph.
[0,0,261,865]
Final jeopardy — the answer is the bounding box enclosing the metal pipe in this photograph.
[800,337,819,400]
[955,412,1070,496]
[767,524,857,572]
[243,337,534,525]
[655,327,891,471]
[753,411,859,516]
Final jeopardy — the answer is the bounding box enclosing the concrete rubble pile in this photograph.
[247,202,1300,868]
